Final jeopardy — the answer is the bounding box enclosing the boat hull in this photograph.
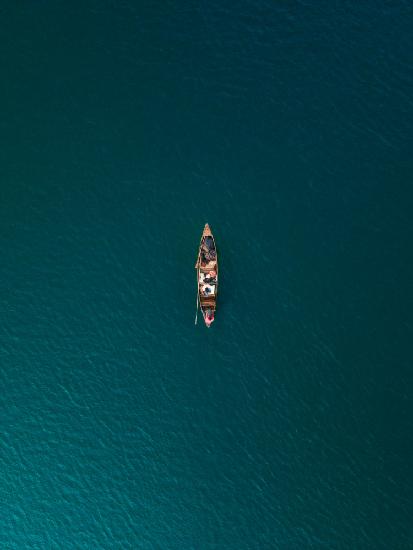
[195,224,218,327]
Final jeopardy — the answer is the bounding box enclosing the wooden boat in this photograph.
[195,223,218,327]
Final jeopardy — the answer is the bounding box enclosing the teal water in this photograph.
[1,2,413,548]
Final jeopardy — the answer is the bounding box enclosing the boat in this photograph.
[195,223,218,327]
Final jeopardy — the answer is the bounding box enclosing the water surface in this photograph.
[1,2,412,548]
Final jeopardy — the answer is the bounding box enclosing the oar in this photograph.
[194,247,201,325]
[195,291,199,325]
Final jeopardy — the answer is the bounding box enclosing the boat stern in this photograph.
[204,310,215,327]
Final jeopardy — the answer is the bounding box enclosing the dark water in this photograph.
[1,2,413,548]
